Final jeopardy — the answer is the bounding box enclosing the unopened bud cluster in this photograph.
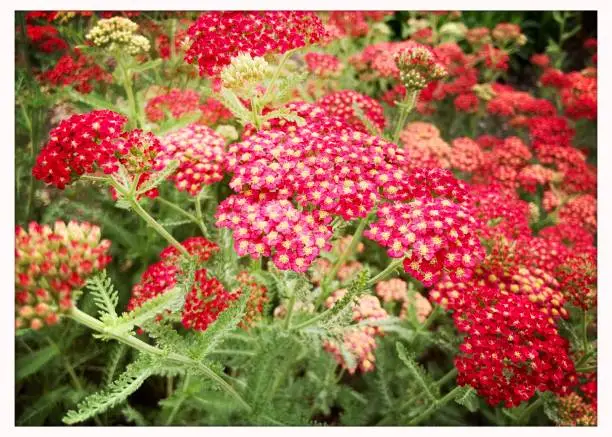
[220,53,273,93]
[86,17,150,55]
[15,221,112,330]
[394,45,447,91]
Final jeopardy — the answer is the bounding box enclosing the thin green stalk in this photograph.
[407,385,463,426]
[129,196,190,257]
[68,306,252,412]
[391,90,418,144]
[435,367,458,387]
[284,293,297,330]
[165,374,190,426]
[365,258,404,288]
[194,193,208,236]
[117,57,138,129]
[156,196,200,224]
[318,217,369,305]
[260,50,292,105]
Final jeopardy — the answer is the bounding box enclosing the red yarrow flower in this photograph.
[185,11,326,77]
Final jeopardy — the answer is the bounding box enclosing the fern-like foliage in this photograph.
[396,342,440,402]
[63,355,155,424]
[135,160,179,195]
[454,386,479,412]
[187,287,251,360]
[86,271,119,323]
[110,287,185,336]
[103,344,127,386]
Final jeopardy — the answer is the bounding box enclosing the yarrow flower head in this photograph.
[32,110,127,189]
[317,90,386,133]
[185,11,326,77]
[156,124,227,196]
[394,45,447,91]
[86,17,150,55]
[15,221,112,330]
[127,237,238,332]
[304,52,344,78]
[40,49,112,94]
[145,88,201,123]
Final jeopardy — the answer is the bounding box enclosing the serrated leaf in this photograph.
[396,342,439,402]
[16,344,60,380]
[63,355,155,424]
[155,113,202,136]
[218,88,253,125]
[65,88,123,113]
[454,386,479,412]
[110,287,185,335]
[187,288,250,360]
[130,59,163,73]
[261,109,306,126]
[86,271,119,322]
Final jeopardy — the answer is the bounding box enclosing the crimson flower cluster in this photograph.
[185,11,326,77]
[40,50,112,94]
[32,110,127,188]
[326,11,392,38]
[304,52,343,78]
[15,221,112,330]
[128,237,240,331]
[317,90,386,133]
[156,124,227,196]
[145,88,201,123]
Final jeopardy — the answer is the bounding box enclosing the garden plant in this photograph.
[14,10,597,426]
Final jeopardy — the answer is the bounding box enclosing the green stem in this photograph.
[165,374,189,426]
[284,293,297,330]
[365,258,404,288]
[68,306,252,412]
[129,196,190,257]
[435,367,458,387]
[407,385,463,426]
[420,305,443,331]
[194,192,208,236]
[318,217,369,306]
[156,196,200,225]
[392,90,418,144]
[260,50,292,105]
[118,56,139,129]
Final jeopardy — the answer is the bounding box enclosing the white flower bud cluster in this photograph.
[86,17,150,55]
[220,53,274,92]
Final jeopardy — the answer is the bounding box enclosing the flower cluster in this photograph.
[198,98,233,126]
[449,137,485,172]
[15,221,112,330]
[220,53,273,93]
[40,50,112,94]
[145,88,201,123]
[32,110,127,188]
[233,271,268,330]
[156,124,227,196]
[26,24,68,53]
[323,290,388,374]
[127,237,239,331]
[375,278,432,322]
[394,45,448,91]
[304,52,344,78]
[185,12,326,77]
[326,11,392,38]
[317,90,386,133]
[86,17,150,55]
[399,122,451,169]
[453,287,577,407]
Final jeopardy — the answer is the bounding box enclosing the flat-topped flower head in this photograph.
[156,124,227,196]
[145,88,201,123]
[86,17,150,55]
[304,52,344,78]
[15,221,112,330]
[394,45,447,91]
[185,11,326,77]
[104,129,162,175]
[32,110,127,188]
[317,90,386,133]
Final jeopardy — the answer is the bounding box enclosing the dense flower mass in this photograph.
[145,88,201,123]
[32,110,127,188]
[40,50,112,94]
[323,289,388,374]
[86,17,150,55]
[304,52,343,78]
[15,221,112,329]
[317,90,386,132]
[185,11,326,77]
[395,44,447,90]
[156,124,227,195]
